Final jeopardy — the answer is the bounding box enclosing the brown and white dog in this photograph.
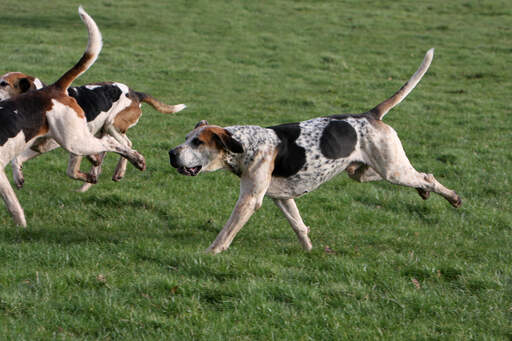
[0,7,146,226]
[168,49,462,254]
[0,73,185,192]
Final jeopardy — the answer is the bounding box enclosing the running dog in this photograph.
[0,7,145,226]
[0,72,185,192]
[168,49,461,254]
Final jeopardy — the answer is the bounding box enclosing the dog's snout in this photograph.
[169,148,180,167]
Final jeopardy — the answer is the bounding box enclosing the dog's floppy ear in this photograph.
[195,120,208,129]
[18,78,34,93]
[213,129,244,154]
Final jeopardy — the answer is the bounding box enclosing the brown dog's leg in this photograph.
[0,170,26,226]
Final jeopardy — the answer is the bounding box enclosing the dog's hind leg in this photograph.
[273,198,312,251]
[112,157,128,182]
[66,154,101,183]
[104,126,132,181]
[75,152,106,192]
[47,104,145,171]
[384,168,460,207]
[347,162,429,200]
[367,129,461,207]
[0,169,26,226]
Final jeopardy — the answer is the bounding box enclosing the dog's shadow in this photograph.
[0,194,183,246]
[352,188,443,225]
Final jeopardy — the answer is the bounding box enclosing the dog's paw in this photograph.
[450,193,462,208]
[205,245,223,255]
[14,176,24,189]
[85,173,98,184]
[112,167,126,182]
[129,152,146,171]
[112,174,124,182]
[12,166,25,189]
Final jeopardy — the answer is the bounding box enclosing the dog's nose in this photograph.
[169,148,179,167]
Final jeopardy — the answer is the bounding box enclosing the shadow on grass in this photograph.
[0,226,175,246]
[353,193,443,223]
[0,195,183,245]
[81,194,174,222]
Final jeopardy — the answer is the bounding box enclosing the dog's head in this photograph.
[169,120,244,176]
[0,72,44,101]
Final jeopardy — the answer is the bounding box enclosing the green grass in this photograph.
[1,0,511,339]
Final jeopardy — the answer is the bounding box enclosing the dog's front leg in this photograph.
[0,169,26,227]
[206,149,276,254]
[11,138,60,189]
[273,198,312,251]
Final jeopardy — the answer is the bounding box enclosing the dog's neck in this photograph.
[223,152,243,177]
[223,125,280,177]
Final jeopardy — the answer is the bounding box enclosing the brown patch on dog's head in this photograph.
[170,124,243,176]
[198,126,244,154]
[0,72,41,100]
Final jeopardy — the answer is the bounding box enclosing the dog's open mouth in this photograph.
[177,166,202,176]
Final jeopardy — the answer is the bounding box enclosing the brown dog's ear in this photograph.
[213,129,244,154]
[18,78,34,93]
[194,120,208,129]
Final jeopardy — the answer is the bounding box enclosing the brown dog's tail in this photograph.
[134,91,186,114]
[368,48,434,120]
[52,6,102,92]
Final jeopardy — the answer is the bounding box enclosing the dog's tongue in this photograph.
[178,166,201,176]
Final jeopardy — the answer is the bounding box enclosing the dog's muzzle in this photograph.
[169,148,202,176]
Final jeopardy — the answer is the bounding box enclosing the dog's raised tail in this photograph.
[369,48,434,120]
[135,91,187,114]
[52,6,102,91]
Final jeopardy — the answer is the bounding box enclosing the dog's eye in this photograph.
[0,81,8,87]
[191,138,203,147]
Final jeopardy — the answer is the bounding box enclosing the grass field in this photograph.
[0,0,511,339]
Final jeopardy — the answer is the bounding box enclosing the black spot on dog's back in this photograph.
[68,84,122,122]
[268,122,306,177]
[320,120,357,159]
[0,93,49,146]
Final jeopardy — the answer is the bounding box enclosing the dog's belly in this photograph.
[266,157,352,199]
